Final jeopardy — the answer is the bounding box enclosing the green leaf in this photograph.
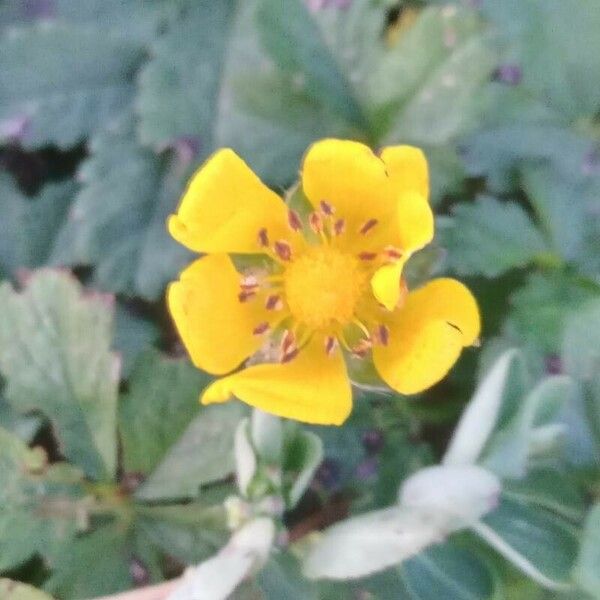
[0,24,144,148]
[503,469,585,522]
[0,174,75,278]
[119,349,208,476]
[0,580,55,600]
[0,395,42,443]
[45,522,162,599]
[508,272,599,354]
[256,0,367,129]
[259,553,318,600]
[137,0,237,148]
[482,375,572,478]
[136,403,246,501]
[0,426,86,572]
[439,195,550,277]
[373,6,496,146]
[476,497,579,590]
[574,503,600,598]
[401,542,495,600]
[0,270,119,479]
[283,430,323,509]
[136,502,228,564]
[52,119,192,300]
[482,0,600,121]
[113,304,159,378]
[562,299,600,381]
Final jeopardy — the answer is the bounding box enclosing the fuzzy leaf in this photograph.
[0,580,55,600]
[0,24,144,148]
[0,270,119,479]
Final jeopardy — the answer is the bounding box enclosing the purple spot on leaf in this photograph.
[545,354,563,375]
[582,147,600,176]
[494,64,522,85]
[361,429,384,454]
[23,0,55,19]
[355,456,378,480]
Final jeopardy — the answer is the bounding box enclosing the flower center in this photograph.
[284,246,366,330]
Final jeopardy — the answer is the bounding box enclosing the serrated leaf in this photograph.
[0,270,119,479]
[439,195,550,277]
[475,497,579,591]
[574,503,600,598]
[0,580,55,600]
[52,119,192,300]
[136,403,246,501]
[137,0,237,148]
[0,174,75,278]
[0,24,144,148]
[119,349,208,475]
[401,543,495,600]
[0,426,86,572]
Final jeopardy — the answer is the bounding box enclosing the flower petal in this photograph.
[381,146,433,253]
[373,278,480,394]
[201,336,352,425]
[380,145,428,199]
[168,148,300,254]
[370,258,408,311]
[168,254,275,375]
[301,139,395,234]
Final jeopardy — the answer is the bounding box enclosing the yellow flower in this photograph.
[167,139,480,425]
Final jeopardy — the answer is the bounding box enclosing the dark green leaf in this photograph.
[120,349,207,476]
[0,24,144,148]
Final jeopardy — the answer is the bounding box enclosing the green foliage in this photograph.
[1,0,600,597]
[0,271,119,480]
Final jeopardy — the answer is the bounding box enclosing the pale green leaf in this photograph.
[0,426,86,572]
[574,503,600,598]
[0,270,119,479]
[136,403,246,501]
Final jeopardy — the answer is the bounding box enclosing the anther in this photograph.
[325,336,338,355]
[358,251,378,261]
[288,209,303,232]
[240,275,259,291]
[309,211,323,234]
[238,290,256,303]
[258,228,269,247]
[281,330,295,353]
[265,294,283,311]
[377,324,389,346]
[253,322,270,336]
[333,218,346,236]
[384,246,403,260]
[274,240,292,261]
[351,339,372,358]
[281,348,300,363]
[320,200,335,215]
[359,218,378,235]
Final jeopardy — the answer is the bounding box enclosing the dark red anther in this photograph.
[238,290,256,303]
[281,330,295,355]
[378,324,389,346]
[325,336,338,355]
[359,218,378,235]
[384,246,403,260]
[320,199,335,215]
[265,294,283,311]
[358,251,378,261]
[333,218,346,236]
[258,228,269,247]
[253,322,270,335]
[274,240,292,261]
[281,348,300,363]
[309,211,323,234]
[288,209,303,231]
